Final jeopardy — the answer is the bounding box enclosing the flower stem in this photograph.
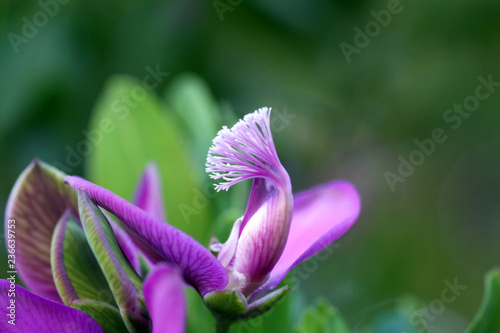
[215,318,232,333]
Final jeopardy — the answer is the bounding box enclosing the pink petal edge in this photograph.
[253,180,361,298]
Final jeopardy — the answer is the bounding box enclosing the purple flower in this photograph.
[206,108,294,296]
[64,108,360,305]
[64,108,360,321]
[206,107,361,299]
[3,107,360,331]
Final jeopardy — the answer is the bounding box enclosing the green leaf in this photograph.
[294,299,351,333]
[85,75,209,242]
[50,211,115,307]
[72,300,129,333]
[164,76,250,238]
[467,269,500,333]
[165,73,222,168]
[77,189,149,332]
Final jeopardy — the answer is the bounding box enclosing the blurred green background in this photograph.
[1,0,500,331]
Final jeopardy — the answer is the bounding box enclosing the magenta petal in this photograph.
[64,176,228,295]
[144,264,186,333]
[133,162,167,221]
[256,180,361,295]
[233,178,293,294]
[0,280,103,333]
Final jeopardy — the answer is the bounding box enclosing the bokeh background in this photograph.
[1,0,500,332]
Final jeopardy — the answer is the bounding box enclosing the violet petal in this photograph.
[0,280,103,333]
[144,264,186,333]
[133,162,167,221]
[64,176,228,295]
[253,180,361,297]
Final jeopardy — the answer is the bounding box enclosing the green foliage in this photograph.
[85,76,210,243]
[165,73,223,170]
[294,299,351,333]
[466,269,500,333]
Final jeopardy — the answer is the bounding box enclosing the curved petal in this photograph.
[215,218,241,268]
[0,280,103,333]
[64,176,228,295]
[254,180,361,297]
[233,178,292,294]
[206,108,293,296]
[5,160,78,302]
[133,162,166,221]
[144,264,186,333]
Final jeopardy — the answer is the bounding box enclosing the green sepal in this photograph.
[204,289,248,322]
[72,300,129,333]
[50,211,115,307]
[467,269,500,333]
[205,286,291,332]
[246,286,290,320]
[77,189,149,332]
[294,298,351,333]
